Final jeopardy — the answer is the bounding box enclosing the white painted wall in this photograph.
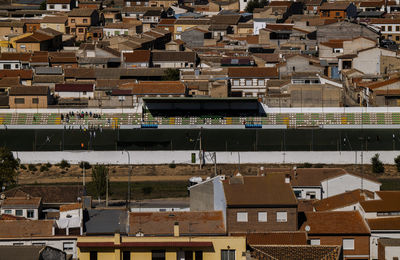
[104,28,129,37]
[0,61,21,70]
[46,3,71,11]
[213,176,227,227]
[0,239,77,259]
[293,187,322,200]
[0,208,38,220]
[13,150,400,165]
[371,233,400,260]
[321,174,381,198]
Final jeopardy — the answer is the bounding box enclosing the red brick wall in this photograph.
[308,235,370,259]
[227,207,298,234]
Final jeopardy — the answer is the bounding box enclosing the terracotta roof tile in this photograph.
[223,174,297,206]
[320,2,352,10]
[2,185,84,204]
[360,191,400,212]
[300,211,370,235]
[129,211,225,236]
[313,189,374,211]
[0,53,31,62]
[251,245,341,260]
[60,202,82,212]
[228,67,278,78]
[123,50,151,63]
[55,83,93,92]
[9,86,48,96]
[0,220,54,238]
[367,217,400,230]
[120,81,186,95]
[15,31,53,43]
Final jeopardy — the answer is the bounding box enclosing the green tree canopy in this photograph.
[91,165,108,200]
[0,147,19,189]
[245,0,268,13]
[162,68,180,81]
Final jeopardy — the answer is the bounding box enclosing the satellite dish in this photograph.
[305,225,311,232]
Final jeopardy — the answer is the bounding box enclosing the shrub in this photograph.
[79,161,91,170]
[45,162,52,168]
[313,163,324,168]
[371,153,385,174]
[28,164,37,172]
[20,164,27,170]
[142,186,153,195]
[395,155,400,172]
[40,165,49,172]
[58,160,70,169]
[299,162,313,168]
[169,162,176,169]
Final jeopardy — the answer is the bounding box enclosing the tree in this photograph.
[39,1,46,10]
[395,155,400,172]
[245,0,267,13]
[0,147,19,189]
[91,165,109,200]
[162,68,180,81]
[371,153,384,174]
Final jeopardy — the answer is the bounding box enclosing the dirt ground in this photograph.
[16,163,400,184]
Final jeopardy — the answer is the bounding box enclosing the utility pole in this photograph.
[214,152,217,176]
[199,128,203,169]
[106,166,109,207]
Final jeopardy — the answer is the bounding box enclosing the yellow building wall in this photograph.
[78,235,246,260]
[41,23,66,34]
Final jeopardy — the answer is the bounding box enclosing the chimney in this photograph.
[174,222,179,237]
[285,174,291,184]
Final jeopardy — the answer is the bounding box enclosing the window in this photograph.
[78,28,84,33]
[63,242,74,251]
[20,44,26,49]
[27,210,34,218]
[71,28,76,33]
[294,190,301,198]
[71,19,75,23]
[258,79,265,86]
[276,211,287,222]
[389,26,393,31]
[123,251,131,260]
[83,19,88,23]
[233,80,240,86]
[306,191,316,199]
[124,31,129,35]
[4,209,11,214]
[397,36,400,41]
[177,26,182,32]
[335,12,340,17]
[49,4,55,9]
[258,212,267,222]
[195,251,203,260]
[90,251,98,260]
[32,98,39,104]
[236,212,248,222]
[3,64,11,69]
[152,250,165,260]
[382,26,385,31]
[245,79,252,86]
[15,98,25,104]
[15,209,23,216]
[33,242,45,246]
[15,64,19,69]
[397,26,400,31]
[221,250,235,260]
[310,239,320,245]
[115,30,120,35]
[343,239,354,250]
[62,4,67,9]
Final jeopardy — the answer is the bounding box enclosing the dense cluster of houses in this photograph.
[0,168,398,259]
[1,0,400,108]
